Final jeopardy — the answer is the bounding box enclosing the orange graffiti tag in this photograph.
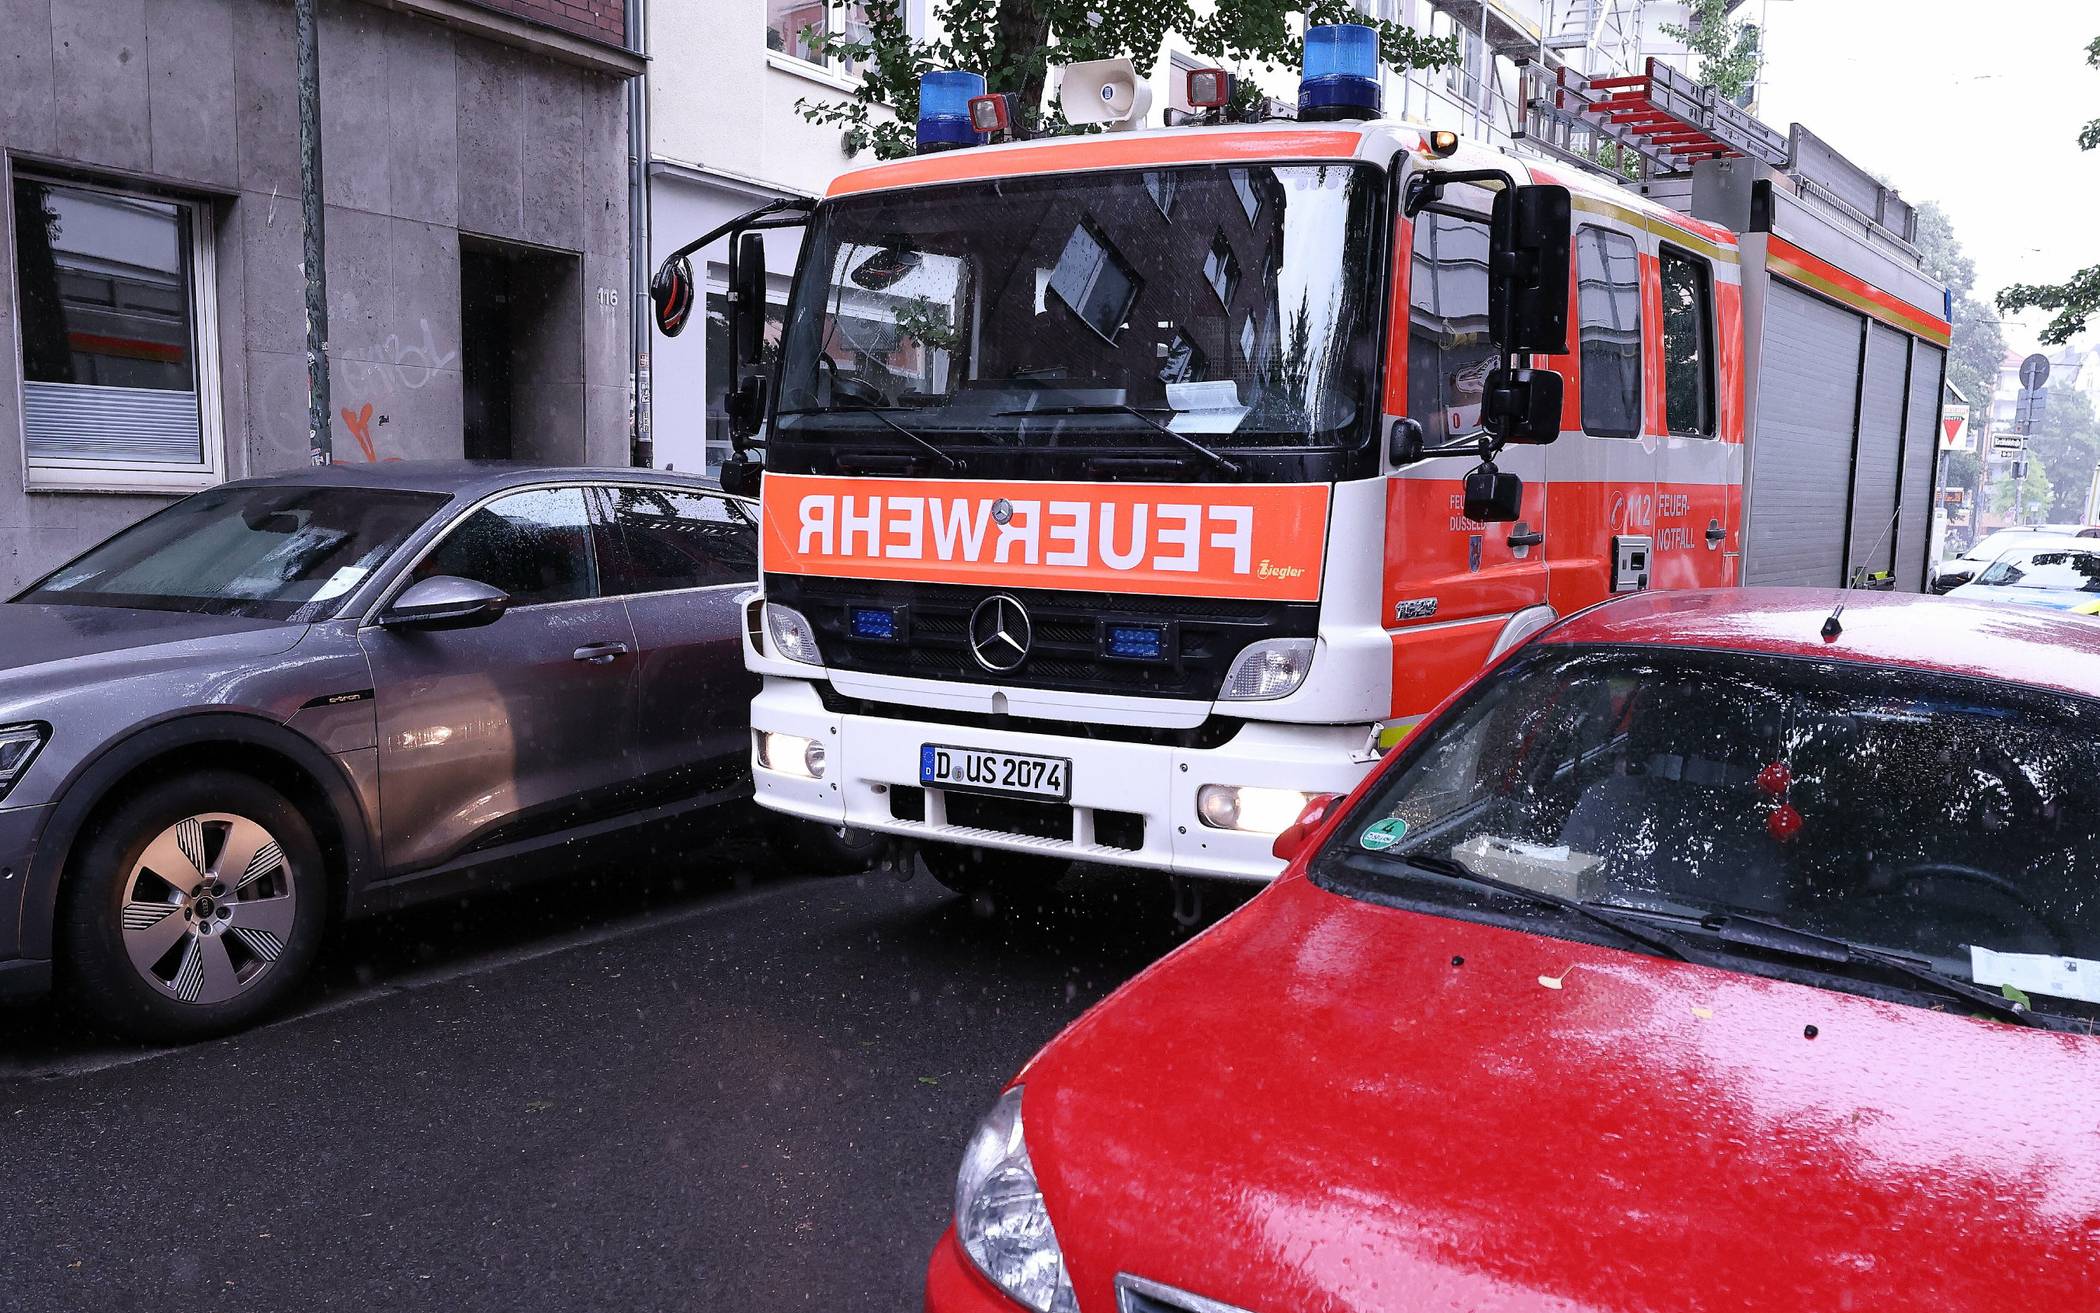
[334,402,399,463]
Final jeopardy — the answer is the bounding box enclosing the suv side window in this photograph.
[602,487,758,593]
[1576,226,1643,438]
[1659,246,1716,437]
[414,486,600,606]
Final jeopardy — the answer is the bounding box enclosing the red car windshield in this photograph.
[1317,645,2100,1021]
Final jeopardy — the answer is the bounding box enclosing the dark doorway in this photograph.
[460,245,514,460]
[459,238,584,464]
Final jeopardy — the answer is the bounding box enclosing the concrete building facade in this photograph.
[0,0,643,594]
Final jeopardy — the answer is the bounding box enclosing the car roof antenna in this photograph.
[1821,601,1845,642]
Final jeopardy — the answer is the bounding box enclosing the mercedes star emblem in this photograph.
[990,498,1014,526]
[967,593,1033,673]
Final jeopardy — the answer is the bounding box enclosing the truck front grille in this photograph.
[769,575,1317,700]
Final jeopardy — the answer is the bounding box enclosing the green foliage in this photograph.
[2025,387,2100,521]
[1659,0,1762,102]
[1990,457,2053,522]
[1910,202,2005,413]
[1997,35,2100,346]
[798,0,1459,162]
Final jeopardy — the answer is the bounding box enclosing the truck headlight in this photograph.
[0,724,48,803]
[1196,784,1316,834]
[1219,638,1314,701]
[756,731,826,779]
[954,1086,1078,1313]
[765,603,822,665]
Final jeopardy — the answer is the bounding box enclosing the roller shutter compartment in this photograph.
[1745,280,1866,587]
[1847,321,1910,582]
[1896,342,1946,591]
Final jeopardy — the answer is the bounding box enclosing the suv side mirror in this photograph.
[1463,463,1525,524]
[1481,367,1563,445]
[1489,184,1571,355]
[378,576,510,630]
[1271,792,1342,864]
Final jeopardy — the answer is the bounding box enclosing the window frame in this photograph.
[764,0,898,87]
[1657,242,1717,439]
[9,166,226,495]
[1575,223,1644,440]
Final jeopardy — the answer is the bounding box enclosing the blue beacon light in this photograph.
[1298,23,1382,123]
[917,70,990,152]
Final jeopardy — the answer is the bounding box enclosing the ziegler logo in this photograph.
[761,473,1330,603]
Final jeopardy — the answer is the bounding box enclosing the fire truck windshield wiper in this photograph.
[780,405,962,472]
[990,403,1243,478]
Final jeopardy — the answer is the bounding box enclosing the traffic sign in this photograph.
[2016,387,2049,429]
[1991,428,2026,460]
[1939,405,1971,451]
[2020,353,2052,391]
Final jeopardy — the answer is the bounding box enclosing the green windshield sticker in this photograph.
[1359,817,1409,851]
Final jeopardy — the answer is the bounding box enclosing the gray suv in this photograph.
[0,463,838,1040]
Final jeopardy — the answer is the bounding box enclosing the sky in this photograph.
[1752,0,2099,354]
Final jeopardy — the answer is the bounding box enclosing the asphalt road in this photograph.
[0,817,1253,1312]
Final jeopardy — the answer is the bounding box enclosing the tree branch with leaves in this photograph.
[798,0,1457,162]
[1659,0,1762,103]
[1997,35,2100,345]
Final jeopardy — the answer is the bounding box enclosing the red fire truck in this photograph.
[650,33,1950,893]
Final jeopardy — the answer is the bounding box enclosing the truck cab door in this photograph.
[1384,193,1550,723]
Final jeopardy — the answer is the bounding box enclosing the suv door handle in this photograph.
[572,641,631,665]
[1506,529,1545,549]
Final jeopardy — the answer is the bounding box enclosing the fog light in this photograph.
[759,731,824,779]
[1196,784,1314,834]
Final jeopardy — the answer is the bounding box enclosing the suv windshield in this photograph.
[772,163,1383,466]
[1314,645,2100,1021]
[17,484,445,621]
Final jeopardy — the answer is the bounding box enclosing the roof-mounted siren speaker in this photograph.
[1060,58,1153,131]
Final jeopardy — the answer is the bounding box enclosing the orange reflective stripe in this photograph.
[1765,236,1951,346]
[827,130,1363,196]
[761,473,1332,602]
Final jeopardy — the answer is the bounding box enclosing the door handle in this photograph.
[1506,529,1545,549]
[572,641,631,665]
[1706,524,1728,544]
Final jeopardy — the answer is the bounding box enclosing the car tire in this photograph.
[920,844,1069,898]
[768,813,888,875]
[59,771,329,1042]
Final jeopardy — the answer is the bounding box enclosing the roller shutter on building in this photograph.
[1896,342,1946,590]
[1744,281,1865,586]
[1847,321,1910,582]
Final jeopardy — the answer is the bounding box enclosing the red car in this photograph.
[925,589,2100,1313]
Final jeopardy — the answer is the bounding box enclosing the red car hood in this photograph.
[1023,876,2100,1313]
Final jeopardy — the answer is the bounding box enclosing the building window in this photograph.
[767,0,873,78]
[1144,171,1178,217]
[1204,231,1240,306]
[1230,169,1260,224]
[1659,246,1716,437]
[12,174,222,492]
[1577,226,1642,438]
[1047,220,1139,342]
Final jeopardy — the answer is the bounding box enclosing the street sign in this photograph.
[1991,428,2026,460]
[2016,387,2049,429]
[1939,405,1971,451]
[2020,353,2052,391]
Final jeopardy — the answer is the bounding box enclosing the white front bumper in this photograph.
[750,677,1379,882]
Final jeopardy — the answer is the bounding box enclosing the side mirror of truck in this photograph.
[649,255,696,337]
[733,231,767,368]
[1481,367,1563,445]
[727,374,767,441]
[1463,463,1525,524]
[719,451,762,499]
[1489,184,1571,355]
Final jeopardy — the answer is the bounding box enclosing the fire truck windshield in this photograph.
[771,162,1384,476]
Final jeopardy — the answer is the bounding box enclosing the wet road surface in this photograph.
[0,818,1254,1311]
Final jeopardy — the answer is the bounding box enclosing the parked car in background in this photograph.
[927,589,2100,1313]
[1931,524,2099,592]
[1945,543,2100,612]
[0,463,864,1041]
